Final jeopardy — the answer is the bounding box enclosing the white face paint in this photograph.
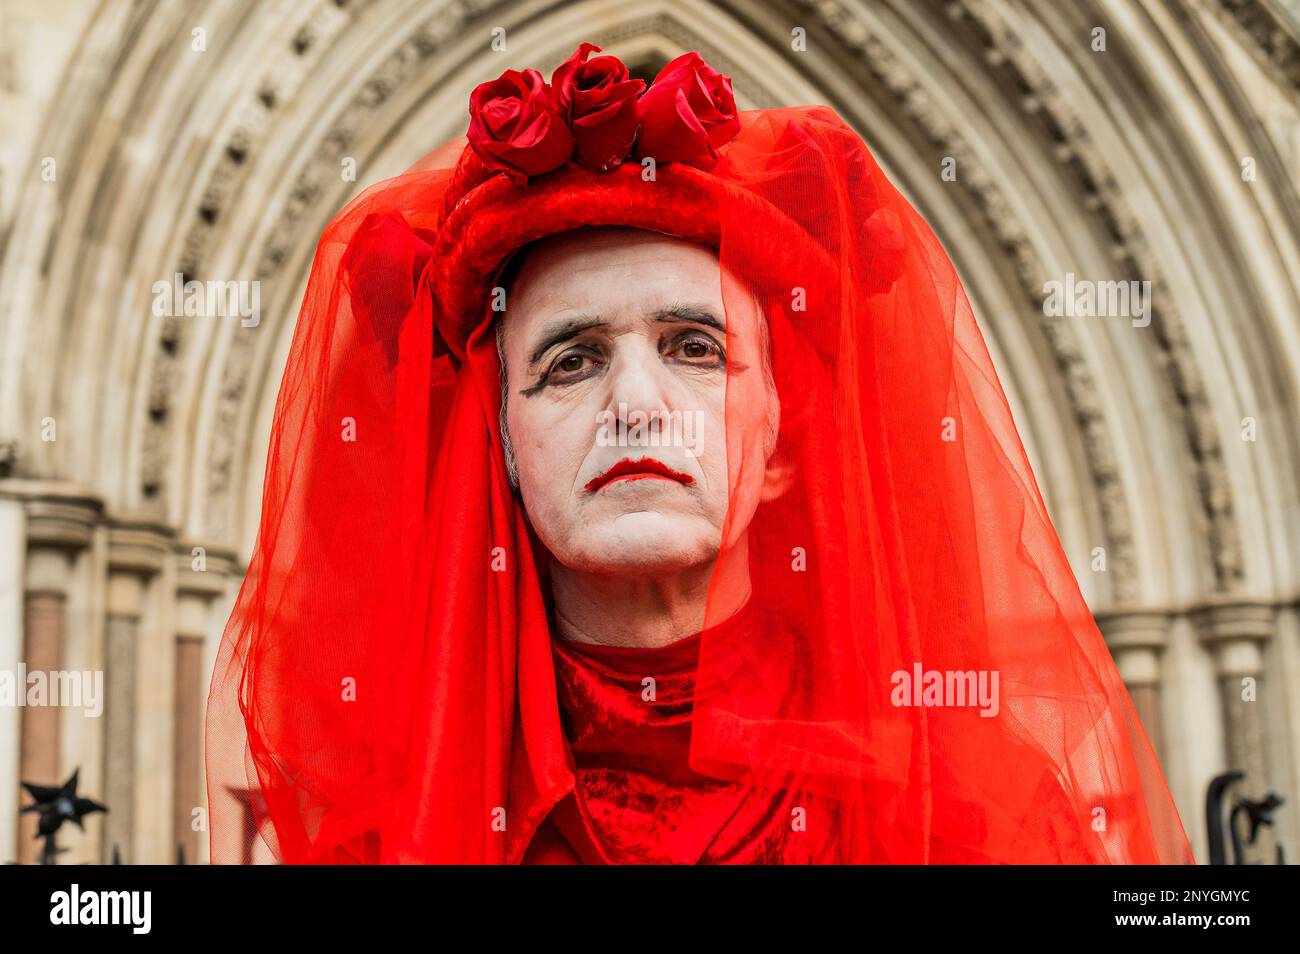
[499,226,781,577]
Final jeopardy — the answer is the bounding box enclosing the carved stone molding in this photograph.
[1193,596,1278,649]
[147,0,359,522]
[173,544,240,598]
[1096,608,1173,654]
[1097,607,1171,699]
[0,481,103,550]
[947,0,1243,591]
[793,0,1141,598]
[1216,0,1300,90]
[107,519,175,578]
[204,2,469,541]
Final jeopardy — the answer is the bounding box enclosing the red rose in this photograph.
[633,52,740,169]
[467,68,574,181]
[551,42,646,172]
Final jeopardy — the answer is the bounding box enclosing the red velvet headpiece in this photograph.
[426,43,847,362]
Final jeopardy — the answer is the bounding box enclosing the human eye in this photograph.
[542,346,604,386]
[664,331,726,366]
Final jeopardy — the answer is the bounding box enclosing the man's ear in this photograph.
[759,438,797,502]
[756,367,793,502]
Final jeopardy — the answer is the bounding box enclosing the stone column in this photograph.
[1196,599,1277,864]
[14,489,100,863]
[102,576,139,863]
[101,521,171,863]
[17,568,63,864]
[172,631,202,863]
[173,542,236,863]
[1097,609,1171,762]
[0,493,24,864]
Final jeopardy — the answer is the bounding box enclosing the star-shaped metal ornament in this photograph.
[20,768,107,863]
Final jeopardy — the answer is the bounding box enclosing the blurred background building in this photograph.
[1,0,1298,864]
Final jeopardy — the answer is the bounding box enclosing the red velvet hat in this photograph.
[426,42,847,361]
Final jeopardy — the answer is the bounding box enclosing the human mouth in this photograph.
[584,456,696,493]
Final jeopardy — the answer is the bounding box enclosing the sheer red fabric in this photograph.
[205,103,1194,864]
[533,593,836,863]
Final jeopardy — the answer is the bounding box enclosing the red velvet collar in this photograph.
[526,599,827,864]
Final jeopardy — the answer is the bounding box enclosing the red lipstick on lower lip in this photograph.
[585,457,695,493]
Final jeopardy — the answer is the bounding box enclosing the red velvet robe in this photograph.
[520,599,835,864]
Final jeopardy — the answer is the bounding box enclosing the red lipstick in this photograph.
[585,456,695,493]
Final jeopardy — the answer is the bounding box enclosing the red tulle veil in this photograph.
[205,46,1194,864]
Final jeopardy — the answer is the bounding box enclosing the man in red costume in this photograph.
[206,43,1194,865]
[497,225,810,862]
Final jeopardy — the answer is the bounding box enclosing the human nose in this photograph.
[603,339,675,437]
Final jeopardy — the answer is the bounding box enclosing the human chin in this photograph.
[568,509,719,575]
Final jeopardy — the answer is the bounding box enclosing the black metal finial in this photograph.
[1207,771,1287,865]
[1205,771,1243,865]
[20,768,107,865]
[1229,792,1285,865]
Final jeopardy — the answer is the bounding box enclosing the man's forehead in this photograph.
[528,223,714,255]
[495,228,766,354]
[502,232,722,328]
[511,226,721,289]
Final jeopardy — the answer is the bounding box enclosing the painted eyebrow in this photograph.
[525,303,729,369]
[652,303,729,336]
[526,316,606,369]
